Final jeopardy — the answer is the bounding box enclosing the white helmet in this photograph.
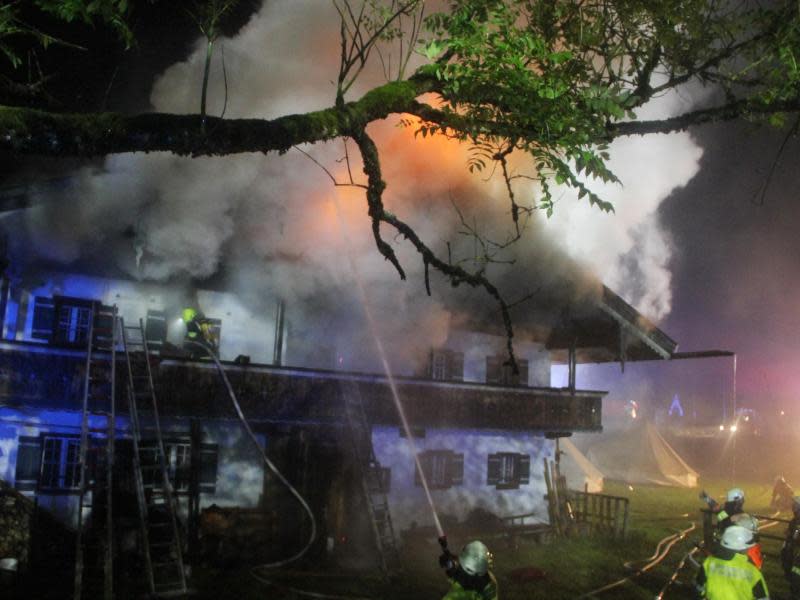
[731,513,758,533]
[459,540,491,576]
[726,488,745,503]
[721,525,756,551]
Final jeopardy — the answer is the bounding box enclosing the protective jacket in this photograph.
[716,502,744,532]
[442,571,498,600]
[696,549,769,600]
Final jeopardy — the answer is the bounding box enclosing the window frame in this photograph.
[37,434,83,493]
[487,452,531,490]
[414,449,464,490]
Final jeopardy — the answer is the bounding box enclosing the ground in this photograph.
[5,478,792,598]
[190,479,793,600]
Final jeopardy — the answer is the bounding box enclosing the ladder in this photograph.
[342,382,401,575]
[74,304,118,600]
[122,318,188,597]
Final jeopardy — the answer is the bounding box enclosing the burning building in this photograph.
[0,262,678,595]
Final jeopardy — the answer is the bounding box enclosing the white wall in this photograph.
[445,329,552,386]
[371,425,554,531]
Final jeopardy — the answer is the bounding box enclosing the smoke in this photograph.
[13,0,703,367]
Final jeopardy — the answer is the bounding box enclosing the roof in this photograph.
[545,286,677,363]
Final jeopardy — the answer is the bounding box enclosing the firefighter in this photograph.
[439,539,498,600]
[781,496,800,599]
[772,477,795,512]
[696,525,769,600]
[732,514,763,570]
[716,488,747,532]
[182,307,216,354]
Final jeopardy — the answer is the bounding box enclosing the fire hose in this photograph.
[187,341,317,568]
[576,522,696,599]
[654,544,702,600]
[190,341,379,599]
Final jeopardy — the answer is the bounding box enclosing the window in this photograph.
[14,436,42,491]
[52,296,95,347]
[487,452,530,489]
[486,356,529,386]
[415,450,464,490]
[31,297,55,341]
[140,440,219,494]
[39,435,82,491]
[428,350,464,381]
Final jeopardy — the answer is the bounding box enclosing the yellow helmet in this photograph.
[182,308,197,322]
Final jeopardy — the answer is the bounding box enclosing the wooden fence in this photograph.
[543,456,629,539]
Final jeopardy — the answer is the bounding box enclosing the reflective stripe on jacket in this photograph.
[699,552,769,599]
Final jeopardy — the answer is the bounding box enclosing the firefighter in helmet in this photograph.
[439,539,498,600]
[696,525,769,600]
[716,488,746,533]
[182,307,216,355]
[781,496,800,599]
[731,514,763,570]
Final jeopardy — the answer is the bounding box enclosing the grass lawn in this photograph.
[189,478,793,599]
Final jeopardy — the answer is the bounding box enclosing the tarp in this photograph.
[586,421,698,488]
[559,437,604,493]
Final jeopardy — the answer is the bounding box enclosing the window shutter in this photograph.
[518,454,531,485]
[14,436,41,491]
[487,453,502,485]
[199,443,218,493]
[486,356,501,384]
[447,352,464,381]
[31,297,54,341]
[447,452,464,486]
[516,360,529,387]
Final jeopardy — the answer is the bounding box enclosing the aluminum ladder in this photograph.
[342,382,401,576]
[122,318,188,597]
[73,304,118,600]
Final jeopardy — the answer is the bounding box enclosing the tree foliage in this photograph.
[1,0,799,363]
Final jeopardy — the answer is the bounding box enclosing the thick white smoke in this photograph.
[542,93,703,321]
[19,0,703,366]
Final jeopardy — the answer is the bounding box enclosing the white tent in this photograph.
[586,421,698,488]
[558,437,604,493]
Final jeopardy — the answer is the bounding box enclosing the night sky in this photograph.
[577,119,800,428]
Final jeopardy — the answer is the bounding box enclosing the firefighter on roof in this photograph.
[781,496,800,599]
[439,539,498,600]
[695,525,769,600]
[182,307,217,356]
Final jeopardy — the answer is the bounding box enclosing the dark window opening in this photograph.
[487,452,530,490]
[38,435,82,491]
